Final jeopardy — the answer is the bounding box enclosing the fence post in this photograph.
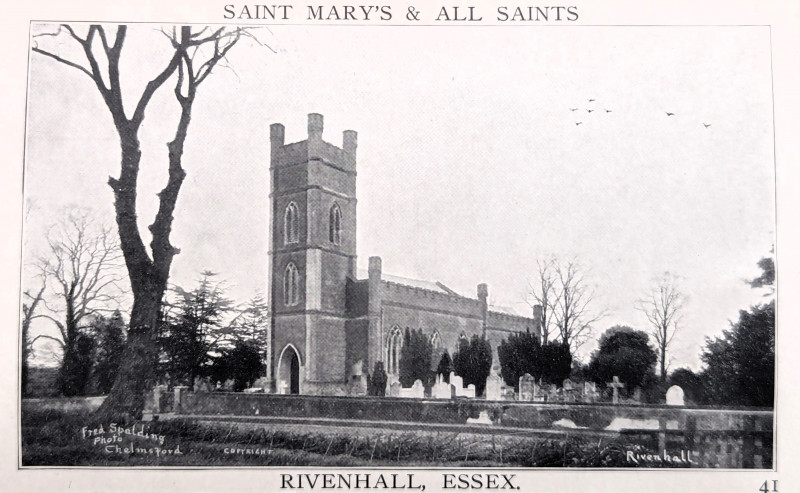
[742,415,755,468]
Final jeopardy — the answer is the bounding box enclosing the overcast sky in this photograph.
[23,24,774,369]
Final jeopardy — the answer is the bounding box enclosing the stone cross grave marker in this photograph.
[607,376,625,404]
[666,385,685,406]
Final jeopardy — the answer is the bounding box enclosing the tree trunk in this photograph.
[94,291,162,421]
[94,133,169,422]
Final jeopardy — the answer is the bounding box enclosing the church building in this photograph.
[267,114,542,395]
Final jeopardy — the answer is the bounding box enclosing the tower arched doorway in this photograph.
[277,344,302,394]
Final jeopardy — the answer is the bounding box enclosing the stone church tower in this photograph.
[268,113,358,395]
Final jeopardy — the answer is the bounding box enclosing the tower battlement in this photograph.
[270,113,358,172]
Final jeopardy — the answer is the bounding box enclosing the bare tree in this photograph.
[33,24,255,418]
[527,257,604,352]
[636,272,686,382]
[525,259,556,344]
[21,281,46,396]
[30,210,125,395]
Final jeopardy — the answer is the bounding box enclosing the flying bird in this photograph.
[588,99,595,102]
[605,109,612,113]
[703,123,711,128]
[666,112,675,116]
[575,122,583,126]
[587,109,594,113]
[570,108,578,111]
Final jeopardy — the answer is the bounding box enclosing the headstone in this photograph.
[389,381,402,397]
[432,374,451,399]
[399,379,424,399]
[464,384,476,398]
[666,385,685,406]
[194,376,212,393]
[562,378,574,391]
[253,377,271,392]
[450,372,464,395]
[466,410,493,425]
[518,373,535,401]
[607,376,625,404]
[386,374,400,395]
[223,378,236,391]
[173,385,189,413]
[348,373,368,396]
[583,381,599,403]
[485,374,502,401]
[633,387,643,403]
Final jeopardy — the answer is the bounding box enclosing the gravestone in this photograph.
[450,372,465,396]
[223,379,236,391]
[583,381,599,403]
[399,379,424,399]
[518,373,535,401]
[385,374,400,395]
[666,385,685,406]
[432,374,451,399]
[464,384,476,398]
[253,377,271,392]
[348,374,368,396]
[389,381,402,398]
[607,376,625,404]
[485,374,502,401]
[633,387,643,403]
[562,378,578,402]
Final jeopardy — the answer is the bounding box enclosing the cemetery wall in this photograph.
[175,392,773,434]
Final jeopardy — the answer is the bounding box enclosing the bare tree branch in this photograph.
[635,272,686,382]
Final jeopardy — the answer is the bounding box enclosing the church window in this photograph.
[284,202,299,244]
[430,331,441,349]
[329,203,342,245]
[386,326,403,375]
[457,332,468,350]
[283,262,300,306]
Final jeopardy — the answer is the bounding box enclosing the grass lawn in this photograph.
[21,408,670,468]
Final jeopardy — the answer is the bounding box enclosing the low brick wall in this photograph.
[174,392,770,431]
[170,391,773,468]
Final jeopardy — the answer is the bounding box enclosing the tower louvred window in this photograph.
[329,203,342,245]
[285,202,299,244]
[284,262,299,306]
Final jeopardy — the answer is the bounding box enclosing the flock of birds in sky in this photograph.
[570,98,712,129]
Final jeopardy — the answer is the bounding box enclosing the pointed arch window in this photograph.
[329,203,342,245]
[386,326,403,376]
[284,202,299,244]
[283,262,300,306]
[430,331,441,350]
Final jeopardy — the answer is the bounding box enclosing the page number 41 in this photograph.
[759,480,778,493]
